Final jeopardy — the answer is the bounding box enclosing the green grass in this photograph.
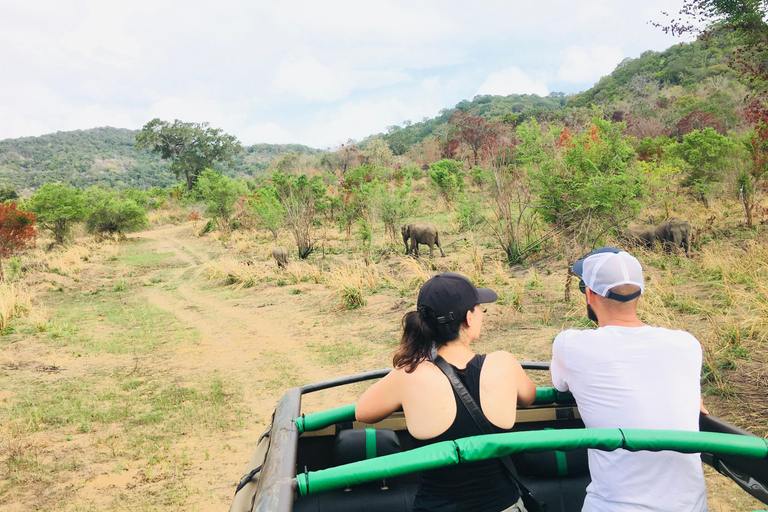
[41,291,200,354]
[306,340,366,366]
[257,350,300,391]
[0,369,247,504]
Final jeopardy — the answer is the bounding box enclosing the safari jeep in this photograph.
[230,363,768,512]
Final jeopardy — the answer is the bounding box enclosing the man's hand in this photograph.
[700,398,710,415]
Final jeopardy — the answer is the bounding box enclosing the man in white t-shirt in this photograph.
[550,247,708,512]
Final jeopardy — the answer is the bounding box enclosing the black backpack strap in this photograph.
[433,355,547,512]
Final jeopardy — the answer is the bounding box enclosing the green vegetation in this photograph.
[135,118,243,192]
[27,183,87,245]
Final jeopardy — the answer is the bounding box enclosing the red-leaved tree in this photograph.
[741,99,768,227]
[0,203,37,281]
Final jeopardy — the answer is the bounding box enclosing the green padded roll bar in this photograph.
[296,428,768,496]
[295,387,575,434]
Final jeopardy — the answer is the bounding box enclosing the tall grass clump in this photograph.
[327,260,390,310]
[200,257,265,288]
[0,283,31,333]
[283,260,324,285]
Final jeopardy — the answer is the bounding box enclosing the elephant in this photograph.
[623,225,657,248]
[401,223,446,258]
[656,217,691,256]
[272,246,289,268]
[623,217,691,256]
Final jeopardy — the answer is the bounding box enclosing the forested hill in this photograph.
[378,38,738,153]
[0,127,320,194]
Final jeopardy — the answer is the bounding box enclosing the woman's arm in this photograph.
[355,369,404,424]
[514,360,537,407]
[481,351,536,428]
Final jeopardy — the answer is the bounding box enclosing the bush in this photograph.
[84,187,148,236]
[429,159,465,202]
[340,286,366,310]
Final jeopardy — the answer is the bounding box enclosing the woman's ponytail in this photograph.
[392,307,462,372]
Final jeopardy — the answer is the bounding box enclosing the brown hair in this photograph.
[392,306,464,373]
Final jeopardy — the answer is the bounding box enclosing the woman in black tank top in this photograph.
[356,272,537,512]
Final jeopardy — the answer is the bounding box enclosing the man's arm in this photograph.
[550,334,570,392]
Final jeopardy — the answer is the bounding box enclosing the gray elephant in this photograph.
[272,246,289,268]
[623,217,691,256]
[401,223,446,258]
[656,217,691,256]
[623,225,657,248]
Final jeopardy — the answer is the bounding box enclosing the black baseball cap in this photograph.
[417,272,498,324]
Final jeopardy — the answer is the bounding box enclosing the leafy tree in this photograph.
[195,169,245,231]
[0,203,36,281]
[741,98,768,226]
[429,159,465,203]
[523,117,646,299]
[673,127,736,205]
[448,109,491,166]
[135,119,242,192]
[0,185,18,203]
[377,182,418,242]
[482,162,547,266]
[338,165,383,239]
[361,136,394,168]
[84,187,148,238]
[272,172,325,259]
[247,187,286,242]
[27,183,87,246]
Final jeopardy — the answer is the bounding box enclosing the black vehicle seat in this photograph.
[512,448,591,512]
[294,428,417,512]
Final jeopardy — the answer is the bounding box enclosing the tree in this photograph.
[483,162,548,266]
[338,164,383,243]
[448,109,491,166]
[135,119,242,192]
[272,172,325,259]
[523,117,646,300]
[377,182,417,242]
[247,187,286,242]
[740,98,768,226]
[84,187,147,238]
[0,203,36,281]
[429,159,465,203]
[673,127,736,205]
[195,169,245,231]
[361,136,394,168]
[27,183,87,246]
[0,184,18,203]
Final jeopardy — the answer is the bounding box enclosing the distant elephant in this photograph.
[272,246,289,268]
[401,223,446,258]
[623,225,657,248]
[656,217,691,256]
[622,217,691,256]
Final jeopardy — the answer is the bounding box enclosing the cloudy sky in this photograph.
[0,1,695,149]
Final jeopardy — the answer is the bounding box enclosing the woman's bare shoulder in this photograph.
[484,350,520,366]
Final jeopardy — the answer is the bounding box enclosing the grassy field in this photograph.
[1,196,767,511]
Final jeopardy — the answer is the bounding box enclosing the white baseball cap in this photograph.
[573,247,644,302]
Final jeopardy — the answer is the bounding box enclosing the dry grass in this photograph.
[0,283,31,333]
[200,257,266,289]
[147,200,197,227]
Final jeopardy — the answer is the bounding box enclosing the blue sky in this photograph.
[0,1,695,149]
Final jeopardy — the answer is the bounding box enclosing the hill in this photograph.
[0,127,320,194]
[379,37,742,152]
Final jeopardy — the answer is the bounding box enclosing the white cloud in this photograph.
[557,45,624,83]
[301,95,441,148]
[476,67,548,97]
[239,123,296,145]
